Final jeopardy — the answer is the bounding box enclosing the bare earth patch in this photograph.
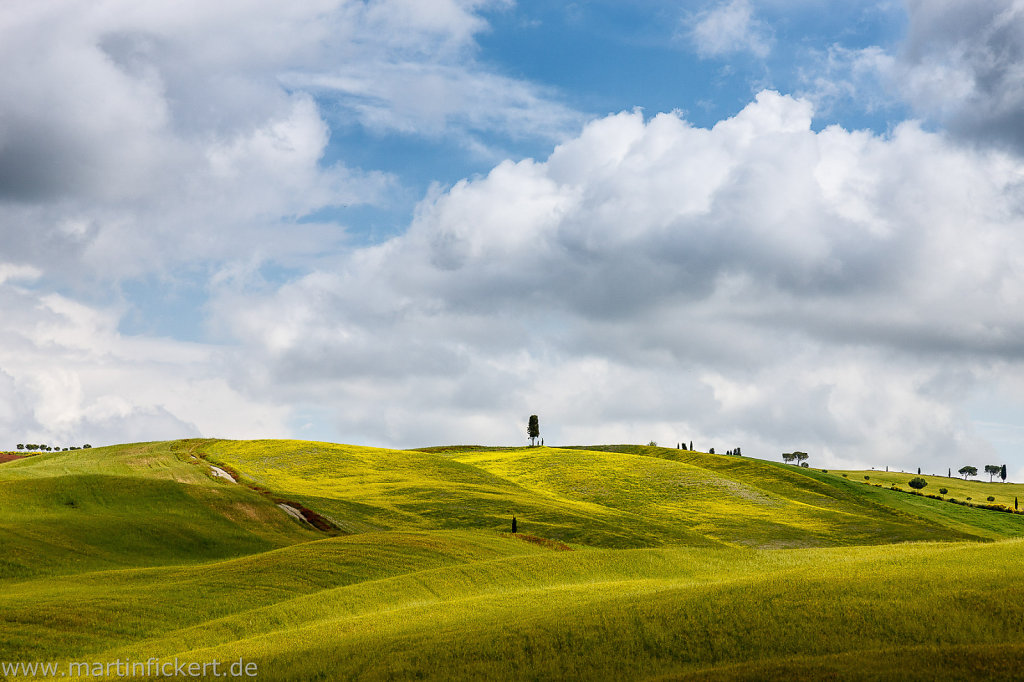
[210,465,237,483]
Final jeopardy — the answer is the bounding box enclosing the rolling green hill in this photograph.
[2,439,1024,680]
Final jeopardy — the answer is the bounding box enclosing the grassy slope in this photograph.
[833,468,1024,505]
[203,441,1003,549]
[0,440,316,580]
[35,538,1024,681]
[5,440,1024,681]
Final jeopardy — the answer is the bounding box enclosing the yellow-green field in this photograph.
[2,439,1024,680]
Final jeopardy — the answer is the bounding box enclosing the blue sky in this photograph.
[315,1,912,247]
[3,0,1024,478]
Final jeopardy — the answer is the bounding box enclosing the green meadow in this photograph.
[3,440,1024,680]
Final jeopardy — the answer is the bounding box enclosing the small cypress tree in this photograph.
[1001,464,1007,483]
[527,415,540,446]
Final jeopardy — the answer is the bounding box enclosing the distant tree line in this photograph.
[674,442,742,456]
[16,443,91,452]
[956,464,1007,482]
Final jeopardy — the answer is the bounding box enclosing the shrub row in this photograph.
[872,478,1022,515]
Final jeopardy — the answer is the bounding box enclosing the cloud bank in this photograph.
[211,91,1024,469]
[3,1,1024,477]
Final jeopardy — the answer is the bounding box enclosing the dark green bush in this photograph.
[908,477,927,490]
[864,475,870,480]
[939,488,948,495]
[987,496,995,502]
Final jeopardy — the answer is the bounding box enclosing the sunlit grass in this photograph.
[203,440,997,549]
[6,439,1024,680]
[38,538,1024,681]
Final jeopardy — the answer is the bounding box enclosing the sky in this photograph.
[3,0,1024,477]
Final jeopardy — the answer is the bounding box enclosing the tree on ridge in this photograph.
[959,465,978,480]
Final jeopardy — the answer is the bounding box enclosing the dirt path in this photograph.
[209,465,237,483]
[277,503,315,528]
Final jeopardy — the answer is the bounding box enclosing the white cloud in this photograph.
[5,1,1024,478]
[687,0,773,59]
[286,64,581,144]
[202,91,1024,469]
[896,0,1024,150]
[0,281,291,447]
[0,0,574,284]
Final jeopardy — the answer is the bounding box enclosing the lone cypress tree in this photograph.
[511,516,517,533]
[1001,464,1007,483]
[527,415,540,446]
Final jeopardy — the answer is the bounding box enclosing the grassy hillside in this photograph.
[201,440,1019,549]
[4,439,1024,680]
[832,467,1024,505]
[0,440,316,580]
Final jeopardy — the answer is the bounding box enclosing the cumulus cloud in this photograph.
[687,0,773,59]
[5,1,1024,476]
[897,0,1024,151]
[0,0,584,450]
[0,0,572,283]
[208,91,1024,468]
[0,275,291,447]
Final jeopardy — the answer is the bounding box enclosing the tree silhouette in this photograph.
[1001,464,1007,483]
[527,415,539,446]
[984,464,1001,482]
